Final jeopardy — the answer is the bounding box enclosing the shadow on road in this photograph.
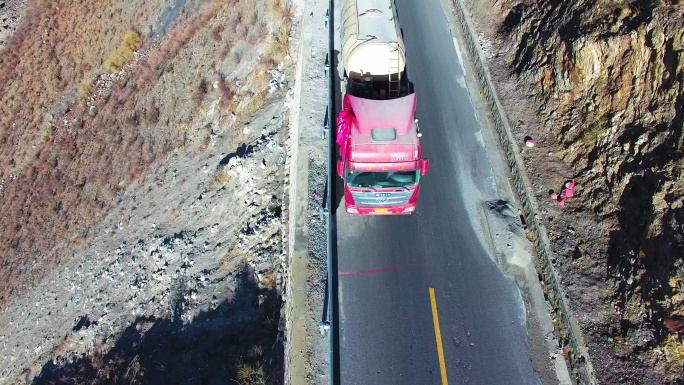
[32,266,283,385]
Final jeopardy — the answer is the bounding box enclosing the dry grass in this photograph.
[260,274,276,289]
[208,166,232,190]
[266,24,292,64]
[0,0,294,305]
[235,362,268,385]
[240,91,269,121]
[265,0,293,64]
[577,113,610,146]
[220,248,244,272]
[664,335,684,362]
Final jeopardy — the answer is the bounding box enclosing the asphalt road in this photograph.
[336,0,542,384]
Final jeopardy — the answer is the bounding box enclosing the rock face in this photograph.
[472,0,684,382]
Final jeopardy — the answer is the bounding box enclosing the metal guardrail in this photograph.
[326,0,341,384]
[449,1,596,383]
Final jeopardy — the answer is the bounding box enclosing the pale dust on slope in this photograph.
[0,0,27,51]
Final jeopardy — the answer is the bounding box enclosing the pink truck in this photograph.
[335,0,428,215]
[336,93,429,215]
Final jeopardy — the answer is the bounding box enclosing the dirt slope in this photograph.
[0,0,296,382]
[464,0,683,382]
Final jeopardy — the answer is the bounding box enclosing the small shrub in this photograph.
[232,46,245,62]
[78,73,98,108]
[78,74,96,97]
[248,345,264,360]
[103,30,142,73]
[237,23,249,39]
[249,9,259,26]
[217,76,235,106]
[227,15,239,31]
[211,25,225,42]
[41,129,54,143]
[219,46,230,61]
[268,0,293,22]
[193,78,209,106]
[143,103,159,125]
[247,26,264,45]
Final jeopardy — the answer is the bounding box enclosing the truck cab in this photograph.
[336,93,429,215]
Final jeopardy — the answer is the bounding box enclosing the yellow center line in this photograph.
[429,287,449,385]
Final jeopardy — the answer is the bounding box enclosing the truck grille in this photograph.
[351,190,413,206]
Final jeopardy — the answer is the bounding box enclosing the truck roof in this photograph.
[347,94,420,166]
[348,93,416,136]
[356,0,399,42]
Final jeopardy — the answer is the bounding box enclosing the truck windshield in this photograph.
[346,170,419,189]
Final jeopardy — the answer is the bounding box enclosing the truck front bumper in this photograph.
[345,204,416,216]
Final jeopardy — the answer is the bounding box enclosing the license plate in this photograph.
[375,193,392,197]
[374,208,389,213]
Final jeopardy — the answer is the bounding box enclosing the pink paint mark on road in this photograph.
[339,263,424,276]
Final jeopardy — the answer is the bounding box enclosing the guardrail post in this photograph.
[323,53,330,76]
[319,207,329,221]
[321,108,330,139]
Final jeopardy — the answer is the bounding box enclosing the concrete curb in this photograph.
[449,1,597,383]
[283,7,311,385]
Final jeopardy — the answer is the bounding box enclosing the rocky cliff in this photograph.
[466,0,683,382]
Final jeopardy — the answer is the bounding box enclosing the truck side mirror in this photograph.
[420,159,429,176]
[337,160,344,177]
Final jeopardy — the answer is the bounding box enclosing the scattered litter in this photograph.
[561,180,576,198]
[549,192,565,206]
[524,136,536,147]
[550,180,576,206]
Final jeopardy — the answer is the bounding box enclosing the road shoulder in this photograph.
[435,0,574,383]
